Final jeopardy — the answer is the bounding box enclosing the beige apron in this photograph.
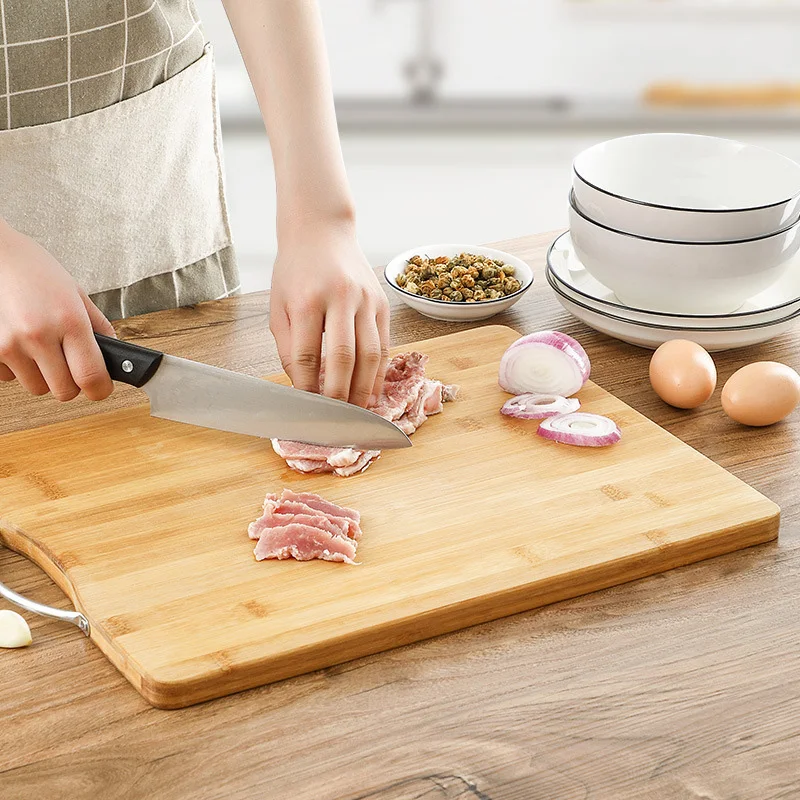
[0,2,237,320]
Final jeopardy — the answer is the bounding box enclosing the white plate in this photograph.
[384,244,534,322]
[547,269,800,352]
[548,231,800,328]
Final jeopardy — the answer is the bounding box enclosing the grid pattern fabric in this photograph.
[0,0,207,129]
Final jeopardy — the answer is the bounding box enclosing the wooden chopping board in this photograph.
[0,326,779,708]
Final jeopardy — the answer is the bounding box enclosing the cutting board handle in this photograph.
[0,563,90,635]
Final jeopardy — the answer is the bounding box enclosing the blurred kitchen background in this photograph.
[194,0,800,292]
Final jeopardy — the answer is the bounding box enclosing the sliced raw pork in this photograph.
[272,352,459,477]
[250,489,362,564]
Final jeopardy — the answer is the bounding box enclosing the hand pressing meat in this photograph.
[248,489,363,564]
[271,352,459,477]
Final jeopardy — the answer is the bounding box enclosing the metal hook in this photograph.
[0,552,90,636]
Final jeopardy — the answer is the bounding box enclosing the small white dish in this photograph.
[573,133,800,242]
[548,231,800,328]
[547,269,800,352]
[384,244,534,322]
[569,192,800,315]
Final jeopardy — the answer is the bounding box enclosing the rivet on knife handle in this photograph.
[95,333,164,388]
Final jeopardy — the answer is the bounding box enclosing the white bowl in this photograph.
[573,134,800,242]
[547,270,800,352]
[547,231,800,328]
[568,193,800,315]
[384,244,534,321]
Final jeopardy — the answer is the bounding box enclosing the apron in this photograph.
[0,0,238,320]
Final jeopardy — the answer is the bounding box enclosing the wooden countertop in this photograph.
[1,231,798,799]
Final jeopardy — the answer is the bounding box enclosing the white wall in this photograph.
[196,0,800,101]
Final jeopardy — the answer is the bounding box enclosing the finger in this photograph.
[269,307,293,378]
[348,305,383,407]
[31,340,81,402]
[62,329,114,401]
[370,300,391,404]
[0,363,13,381]
[286,309,324,392]
[322,306,356,402]
[3,354,49,396]
[79,289,117,337]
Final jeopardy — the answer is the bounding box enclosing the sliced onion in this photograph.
[537,412,621,447]
[501,393,581,419]
[499,331,590,397]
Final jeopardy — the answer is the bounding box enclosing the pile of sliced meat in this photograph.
[271,352,459,477]
[248,489,363,565]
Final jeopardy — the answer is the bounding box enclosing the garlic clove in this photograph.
[0,609,33,648]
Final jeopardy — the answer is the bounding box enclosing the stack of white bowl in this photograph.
[548,133,800,351]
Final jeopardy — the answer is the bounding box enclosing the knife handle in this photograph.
[95,334,164,388]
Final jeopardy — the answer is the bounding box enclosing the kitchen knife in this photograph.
[94,334,411,450]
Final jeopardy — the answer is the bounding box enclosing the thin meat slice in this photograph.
[271,440,363,469]
[254,523,358,565]
[248,512,349,541]
[266,490,363,540]
[370,352,429,421]
[333,450,380,477]
[285,459,334,474]
[280,490,361,524]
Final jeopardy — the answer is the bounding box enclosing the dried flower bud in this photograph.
[451,290,464,302]
[461,275,475,288]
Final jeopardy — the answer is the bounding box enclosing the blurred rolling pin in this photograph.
[644,82,800,107]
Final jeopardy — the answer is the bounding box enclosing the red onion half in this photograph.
[499,331,590,397]
[537,412,621,447]
[501,393,581,419]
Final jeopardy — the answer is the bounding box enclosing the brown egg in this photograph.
[648,339,717,409]
[721,361,800,426]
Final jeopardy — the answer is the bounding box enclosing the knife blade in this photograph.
[94,334,411,450]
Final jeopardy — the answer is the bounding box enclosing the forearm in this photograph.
[221,0,355,237]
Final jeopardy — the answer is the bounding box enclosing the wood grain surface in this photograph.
[1,231,798,797]
[0,327,779,709]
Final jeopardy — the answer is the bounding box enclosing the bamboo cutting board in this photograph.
[0,326,779,708]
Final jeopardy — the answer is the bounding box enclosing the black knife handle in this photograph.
[94,334,164,388]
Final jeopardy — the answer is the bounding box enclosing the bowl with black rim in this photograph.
[572,133,800,243]
[384,243,534,322]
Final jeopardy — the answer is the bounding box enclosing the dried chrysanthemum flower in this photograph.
[451,290,464,302]
[461,275,475,288]
[406,281,420,295]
